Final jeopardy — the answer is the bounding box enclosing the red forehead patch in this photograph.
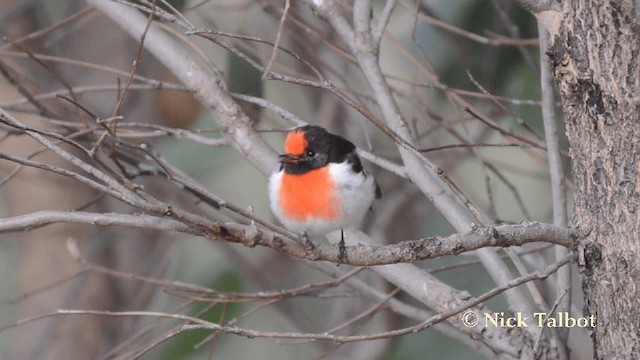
[284,129,307,155]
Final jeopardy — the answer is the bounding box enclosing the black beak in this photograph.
[278,153,303,163]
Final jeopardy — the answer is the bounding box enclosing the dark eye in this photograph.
[307,150,316,157]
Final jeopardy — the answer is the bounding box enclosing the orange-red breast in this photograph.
[268,125,380,241]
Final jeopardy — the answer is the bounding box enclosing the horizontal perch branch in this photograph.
[0,211,580,266]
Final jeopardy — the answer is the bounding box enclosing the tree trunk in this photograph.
[550,1,640,358]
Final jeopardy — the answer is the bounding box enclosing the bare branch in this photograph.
[0,211,196,234]
[513,0,561,15]
[353,0,372,34]
[372,0,396,46]
[538,20,571,344]
[0,210,580,265]
[87,0,278,175]
[1,254,571,347]
[111,1,154,119]
[490,0,539,73]
[407,3,538,47]
[302,0,541,337]
[262,0,290,79]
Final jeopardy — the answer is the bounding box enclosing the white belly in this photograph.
[268,162,376,235]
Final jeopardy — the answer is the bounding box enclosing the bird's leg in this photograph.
[302,231,315,250]
[337,229,347,265]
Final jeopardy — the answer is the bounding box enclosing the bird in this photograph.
[268,125,380,262]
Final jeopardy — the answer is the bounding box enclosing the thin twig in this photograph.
[409,1,538,47]
[111,2,155,118]
[533,288,569,358]
[1,255,571,345]
[325,288,400,334]
[0,60,58,118]
[262,0,290,79]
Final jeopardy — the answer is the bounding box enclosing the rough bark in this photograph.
[549,1,640,358]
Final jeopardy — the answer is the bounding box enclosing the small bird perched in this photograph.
[268,125,380,261]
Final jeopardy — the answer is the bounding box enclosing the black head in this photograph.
[279,125,357,175]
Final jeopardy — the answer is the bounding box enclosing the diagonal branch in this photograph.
[86,0,278,175]
[303,0,539,339]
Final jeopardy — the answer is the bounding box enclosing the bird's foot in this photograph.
[302,231,315,250]
[337,229,347,266]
